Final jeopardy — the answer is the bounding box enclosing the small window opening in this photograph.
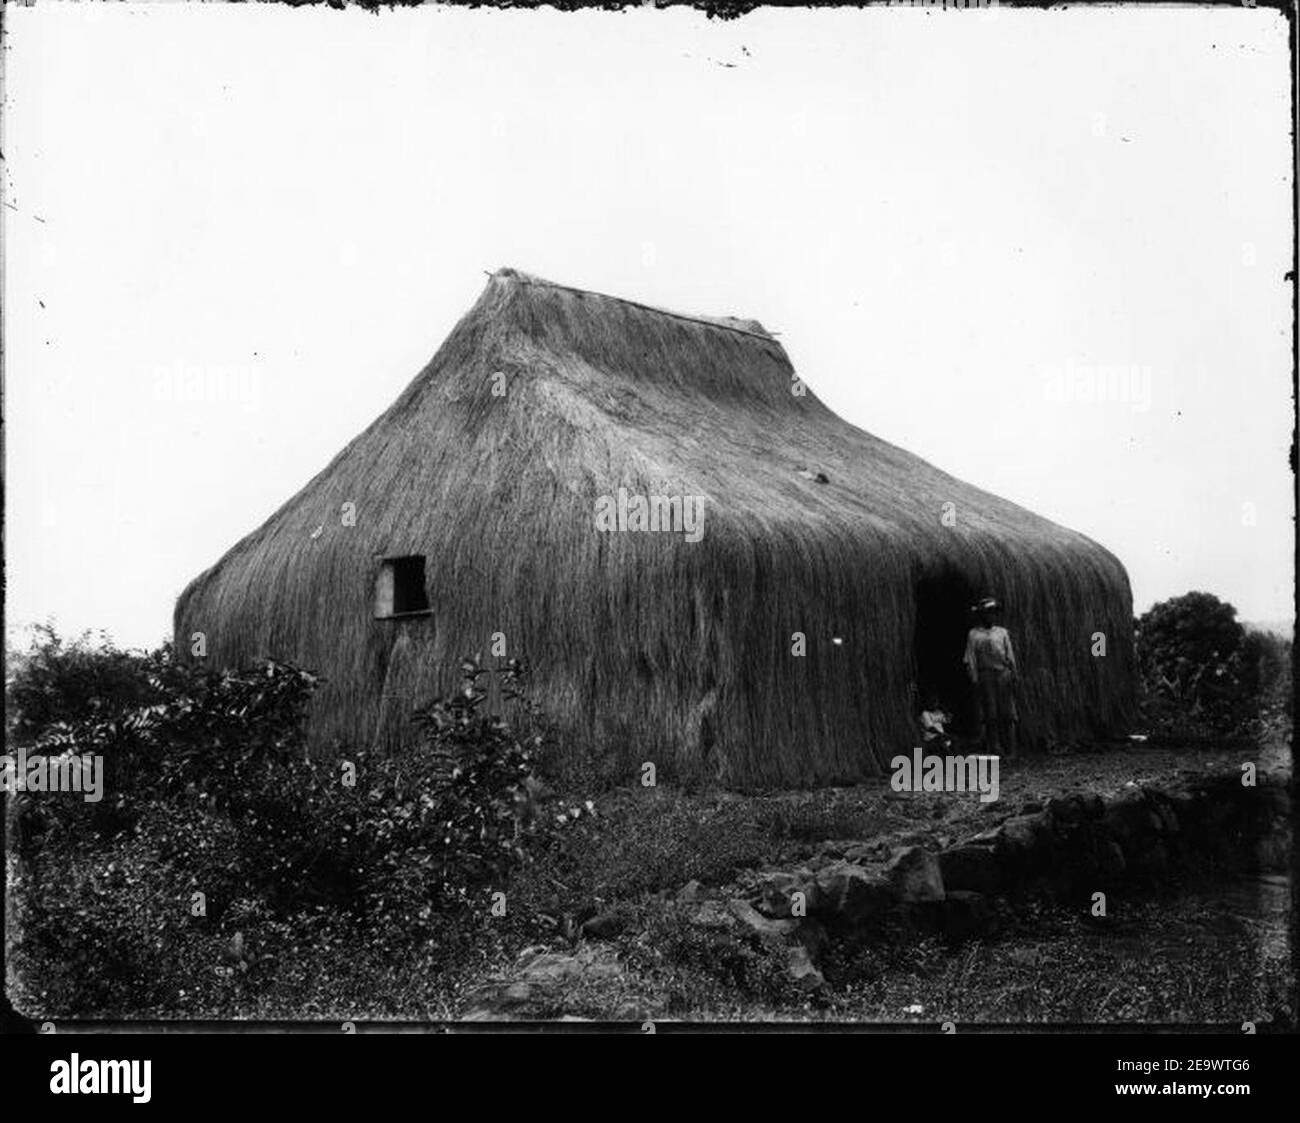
[375,555,431,618]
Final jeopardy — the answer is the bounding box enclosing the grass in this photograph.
[449,733,1292,1023]
[512,737,1287,917]
[817,881,1291,1024]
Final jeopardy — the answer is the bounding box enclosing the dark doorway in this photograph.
[914,572,976,734]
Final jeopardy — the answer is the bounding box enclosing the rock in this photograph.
[676,879,705,903]
[842,843,876,863]
[1056,834,1102,885]
[1133,840,1169,879]
[753,871,809,918]
[1102,788,1155,844]
[1150,799,1180,835]
[1203,795,1239,828]
[461,1004,508,1022]
[885,846,945,903]
[937,845,1002,894]
[515,944,548,962]
[1166,789,1204,830]
[818,839,858,858]
[1260,783,1291,816]
[727,898,798,939]
[943,890,995,940]
[463,946,626,1019]
[786,944,826,992]
[579,909,628,941]
[1079,793,1105,820]
[1099,839,1127,879]
[814,861,892,925]
[1045,794,1087,826]
[793,917,829,960]
[688,899,736,930]
[1256,834,1290,872]
[1007,947,1041,968]
[999,815,1045,852]
[519,948,623,986]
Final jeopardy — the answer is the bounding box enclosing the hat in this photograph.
[974,596,1000,612]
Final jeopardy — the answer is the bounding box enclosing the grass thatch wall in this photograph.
[175,268,1136,789]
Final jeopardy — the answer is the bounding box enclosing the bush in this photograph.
[5,624,159,746]
[1239,628,1293,719]
[1135,592,1291,741]
[396,658,539,898]
[6,630,549,1017]
[7,637,325,860]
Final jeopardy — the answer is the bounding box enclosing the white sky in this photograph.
[4,3,1294,651]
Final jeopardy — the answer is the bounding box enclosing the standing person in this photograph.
[963,596,1019,757]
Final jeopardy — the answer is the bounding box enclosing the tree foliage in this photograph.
[1135,591,1291,740]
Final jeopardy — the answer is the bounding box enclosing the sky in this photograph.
[4,2,1294,652]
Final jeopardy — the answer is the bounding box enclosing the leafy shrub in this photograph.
[6,630,549,1017]
[1137,591,1243,667]
[8,639,324,860]
[5,624,159,746]
[397,658,539,896]
[1239,628,1293,720]
[1135,592,1291,741]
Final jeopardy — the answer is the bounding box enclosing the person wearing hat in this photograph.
[963,596,1019,757]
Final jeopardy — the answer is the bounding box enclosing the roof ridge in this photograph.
[491,267,777,342]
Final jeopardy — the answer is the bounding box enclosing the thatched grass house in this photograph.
[176,267,1135,788]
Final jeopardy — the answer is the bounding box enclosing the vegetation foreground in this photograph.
[4,593,1293,1024]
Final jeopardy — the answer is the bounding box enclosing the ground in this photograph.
[39,735,1284,1023]
[450,734,1293,1024]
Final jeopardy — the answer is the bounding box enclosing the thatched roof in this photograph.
[176,267,1135,788]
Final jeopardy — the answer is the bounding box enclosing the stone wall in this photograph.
[735,768,1292,988]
